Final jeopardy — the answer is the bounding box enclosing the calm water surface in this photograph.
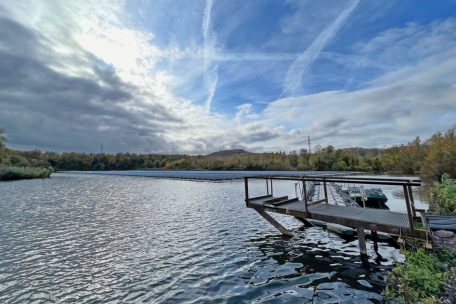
[0,173,416,303]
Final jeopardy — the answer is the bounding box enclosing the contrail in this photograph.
[202,0,213,43]
[205,71,218,113]
[202,0,216,112]
[151,50,298,61]
[214,52,298,61]
[280,0,361,99]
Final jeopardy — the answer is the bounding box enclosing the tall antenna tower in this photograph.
[307,135,311,154]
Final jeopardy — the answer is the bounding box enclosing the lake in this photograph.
[0,172,427,303]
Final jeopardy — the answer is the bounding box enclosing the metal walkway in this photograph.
[247,195,410,234]
[244,175,430,256]
[309,204,409,228]
[244,175,426,244]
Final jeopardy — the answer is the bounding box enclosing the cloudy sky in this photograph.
[1,0,455,153]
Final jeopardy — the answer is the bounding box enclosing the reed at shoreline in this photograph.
[0,166,52,181]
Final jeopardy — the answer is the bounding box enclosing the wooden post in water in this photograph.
[371,230,378,240]
[403,185,415,235]
[302,180,308,213]
[371,230,379,253]
[357,226,367,256]
[323,180,328,203]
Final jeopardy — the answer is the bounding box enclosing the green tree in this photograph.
[289,151,298,168]
[9,155,31,167]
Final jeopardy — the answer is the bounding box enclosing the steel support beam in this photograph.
[303,181,308,213]
[407,185,416,217]
[254,208,294,237]
[403,185,415,235]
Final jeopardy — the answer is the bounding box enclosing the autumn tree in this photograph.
[421,128,456,179]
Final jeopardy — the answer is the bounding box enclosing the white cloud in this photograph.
[261,54,456,149]
[0,1,455,154]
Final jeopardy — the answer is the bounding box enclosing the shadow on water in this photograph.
[239,227,398,303]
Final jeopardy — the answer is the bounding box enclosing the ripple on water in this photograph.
[0,173,403,303]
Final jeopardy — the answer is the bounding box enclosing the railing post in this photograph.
[403,185,415,234]
[303,180,308,213]
[266,178,269,195]
[323,179,328,204]
[244,177,249,203]
[407,185,416,217]
[270,179,273,196]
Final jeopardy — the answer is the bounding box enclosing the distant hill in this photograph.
[208,149,252,156]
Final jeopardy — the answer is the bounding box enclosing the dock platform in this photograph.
[248,195,410,234]
[244,175,427,256]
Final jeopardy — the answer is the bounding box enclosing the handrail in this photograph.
[244,175,421,186]
[245,174,421,182]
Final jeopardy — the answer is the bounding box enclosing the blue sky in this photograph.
[1,0,456,153]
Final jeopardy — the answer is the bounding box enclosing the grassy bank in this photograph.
[384,249,456,303]
[384,177,456,303]
[0,166,53,181]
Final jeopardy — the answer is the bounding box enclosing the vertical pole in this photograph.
[357,226,367,256]
[266,179,269,195]
[270,179,274,196]
[407,185,416,217]
[323,180,328,204]
[303,180,308,214]
[371,230,378,240]
[244,177,249,203]
[403,185,415,234]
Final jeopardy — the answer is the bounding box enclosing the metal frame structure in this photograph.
[244,175,424,256]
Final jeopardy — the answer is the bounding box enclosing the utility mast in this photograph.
[100,144,104,153]
[307,135,311,154]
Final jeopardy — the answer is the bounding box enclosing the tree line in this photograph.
[1,127,455,180]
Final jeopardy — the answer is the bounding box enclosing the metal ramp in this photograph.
[329,183,359,207]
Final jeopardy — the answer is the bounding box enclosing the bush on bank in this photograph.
[0,166,53,181]
[431,177,456,216]
[384,249,456,303]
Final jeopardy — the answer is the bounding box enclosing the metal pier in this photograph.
[244,175,426,256]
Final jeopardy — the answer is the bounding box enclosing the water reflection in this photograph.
[0,173,405,303]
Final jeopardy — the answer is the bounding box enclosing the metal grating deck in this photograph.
[308,203,410,229]
[248,196,410,230]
